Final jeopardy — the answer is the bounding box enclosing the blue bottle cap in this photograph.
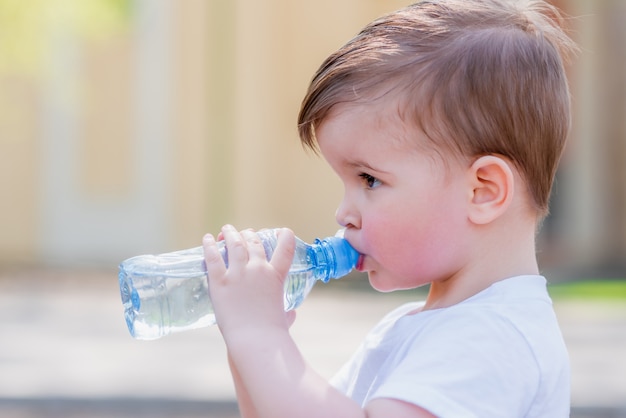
[316,236,360,281]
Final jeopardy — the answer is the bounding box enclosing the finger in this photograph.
[221,224,248,264]
[285,309,297,329]
[241,229,266,260]
[270,228,296,275]
[202,233,227,278]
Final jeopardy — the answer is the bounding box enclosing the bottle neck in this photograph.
[311,239,336,283]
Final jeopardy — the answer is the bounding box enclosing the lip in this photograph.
[356,254,365,272]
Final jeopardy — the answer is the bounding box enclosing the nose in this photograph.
[335,194,360,229]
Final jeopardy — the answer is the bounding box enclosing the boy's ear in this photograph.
[467,155,515,225]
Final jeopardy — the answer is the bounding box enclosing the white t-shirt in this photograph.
[331,275,570,417]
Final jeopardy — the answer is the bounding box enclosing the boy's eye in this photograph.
[359,172,381,189]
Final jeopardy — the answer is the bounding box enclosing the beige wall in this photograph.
[173,0,409,247]
[200,0,408,244]
[0,0,406,264]
[0,76,39,262]
[547,0,626,275]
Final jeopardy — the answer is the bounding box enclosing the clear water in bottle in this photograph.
[119,246,214,339]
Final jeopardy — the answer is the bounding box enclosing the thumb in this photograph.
[285,309,297,329]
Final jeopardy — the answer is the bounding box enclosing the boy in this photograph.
[202,0,576,416]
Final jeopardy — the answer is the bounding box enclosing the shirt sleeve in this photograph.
[330,302,424,397]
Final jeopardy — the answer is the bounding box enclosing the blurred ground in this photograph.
[0,268,625,418]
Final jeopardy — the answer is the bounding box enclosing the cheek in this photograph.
[362,201,466,284]
[361,208,425,272]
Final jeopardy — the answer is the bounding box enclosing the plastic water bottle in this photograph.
[119,229,359,340]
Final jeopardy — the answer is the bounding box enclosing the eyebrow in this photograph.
[345,158,389,175]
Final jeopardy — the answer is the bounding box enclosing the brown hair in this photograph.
[298,0,577,216]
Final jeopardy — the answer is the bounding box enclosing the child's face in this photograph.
[317,101,473,291]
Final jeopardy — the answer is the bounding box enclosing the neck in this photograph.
[423,214,539,310]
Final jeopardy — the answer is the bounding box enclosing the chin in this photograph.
[368,271,430,293]
[367,272,400,293]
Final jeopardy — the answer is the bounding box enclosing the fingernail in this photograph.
[203,234,215,245]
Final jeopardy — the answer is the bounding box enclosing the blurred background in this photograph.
[0,0,624,417]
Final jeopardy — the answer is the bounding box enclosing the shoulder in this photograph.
[399,276,566,367]
[366,301,425,338]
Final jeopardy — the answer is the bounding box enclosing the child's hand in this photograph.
[202,225,296,340]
